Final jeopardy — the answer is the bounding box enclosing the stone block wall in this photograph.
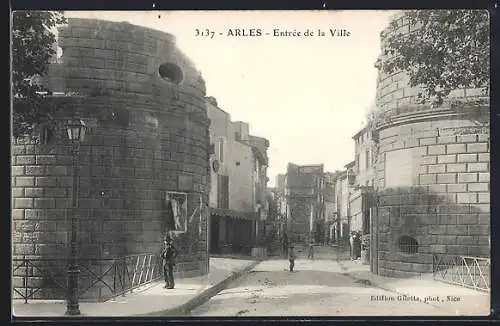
[12,18,210,300]
[374,119,490,277]
[375,187,489,278]
[371,13,490,278]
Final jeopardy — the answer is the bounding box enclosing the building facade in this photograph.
[370,13,490,277]
[333,163,356,243]
[264,188,282,255]
[206,97,270,255]
[353,126,376,188]
[323,172,338,244]
[349,127,376,236]
[274,174,288,239]
[12,19,211,300]
[283,163,325,244]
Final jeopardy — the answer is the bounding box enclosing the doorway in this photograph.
[210,215,220,254]
[315,222,323,243]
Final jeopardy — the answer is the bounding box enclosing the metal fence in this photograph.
[432,254,490,292]
[12,253,162,303]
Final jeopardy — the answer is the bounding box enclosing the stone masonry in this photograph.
[12,19,210,300]
[372,13,490,278]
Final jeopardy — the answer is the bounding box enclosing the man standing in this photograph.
[161,236,178,289]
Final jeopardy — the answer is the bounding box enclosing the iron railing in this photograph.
[12,253,162,303]
[432,254,490,292]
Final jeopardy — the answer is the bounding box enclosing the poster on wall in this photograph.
[165,191,188,233]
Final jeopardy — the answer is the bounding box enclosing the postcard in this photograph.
[11,9,490,318]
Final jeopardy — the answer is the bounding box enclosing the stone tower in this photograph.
[12,18,210,300]
[370,12,490,278]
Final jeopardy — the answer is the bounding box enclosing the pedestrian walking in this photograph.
[161,235,178,289]
[288,244,296,272]
[307,236,315,260]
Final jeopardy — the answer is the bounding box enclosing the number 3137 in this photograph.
[195,29,215,38]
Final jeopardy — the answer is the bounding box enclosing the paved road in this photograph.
[190,259,449,317]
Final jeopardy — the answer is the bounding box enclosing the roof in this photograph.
[324,170,343,182]
[205,97,231,116]
[206,96,218,107]
[344,160,356,169]
[352,125,370,140]
[338,170,348,179]
[247,135,270,166]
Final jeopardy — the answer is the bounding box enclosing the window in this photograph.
[218,138,224,163]
[397,235,419,254]
[365,150,370,170]
[355,154,360,173]
[158,63,184,84]
[235,131,241,141]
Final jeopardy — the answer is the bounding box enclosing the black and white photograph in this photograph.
[11,9,491,318]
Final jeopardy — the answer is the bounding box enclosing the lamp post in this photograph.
[65,118,87,316]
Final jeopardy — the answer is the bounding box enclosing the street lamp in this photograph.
[65,118,86,316]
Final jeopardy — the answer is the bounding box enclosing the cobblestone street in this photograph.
[190,259,489,316]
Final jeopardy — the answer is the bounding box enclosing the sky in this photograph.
[64,10,395,187]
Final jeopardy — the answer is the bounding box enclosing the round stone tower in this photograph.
[371,12,490,278]
[12,18,210,300]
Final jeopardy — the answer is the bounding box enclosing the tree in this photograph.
[375,10,489,106]
[11,11,66,138]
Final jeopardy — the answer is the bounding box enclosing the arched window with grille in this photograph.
[396,235,419,254]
